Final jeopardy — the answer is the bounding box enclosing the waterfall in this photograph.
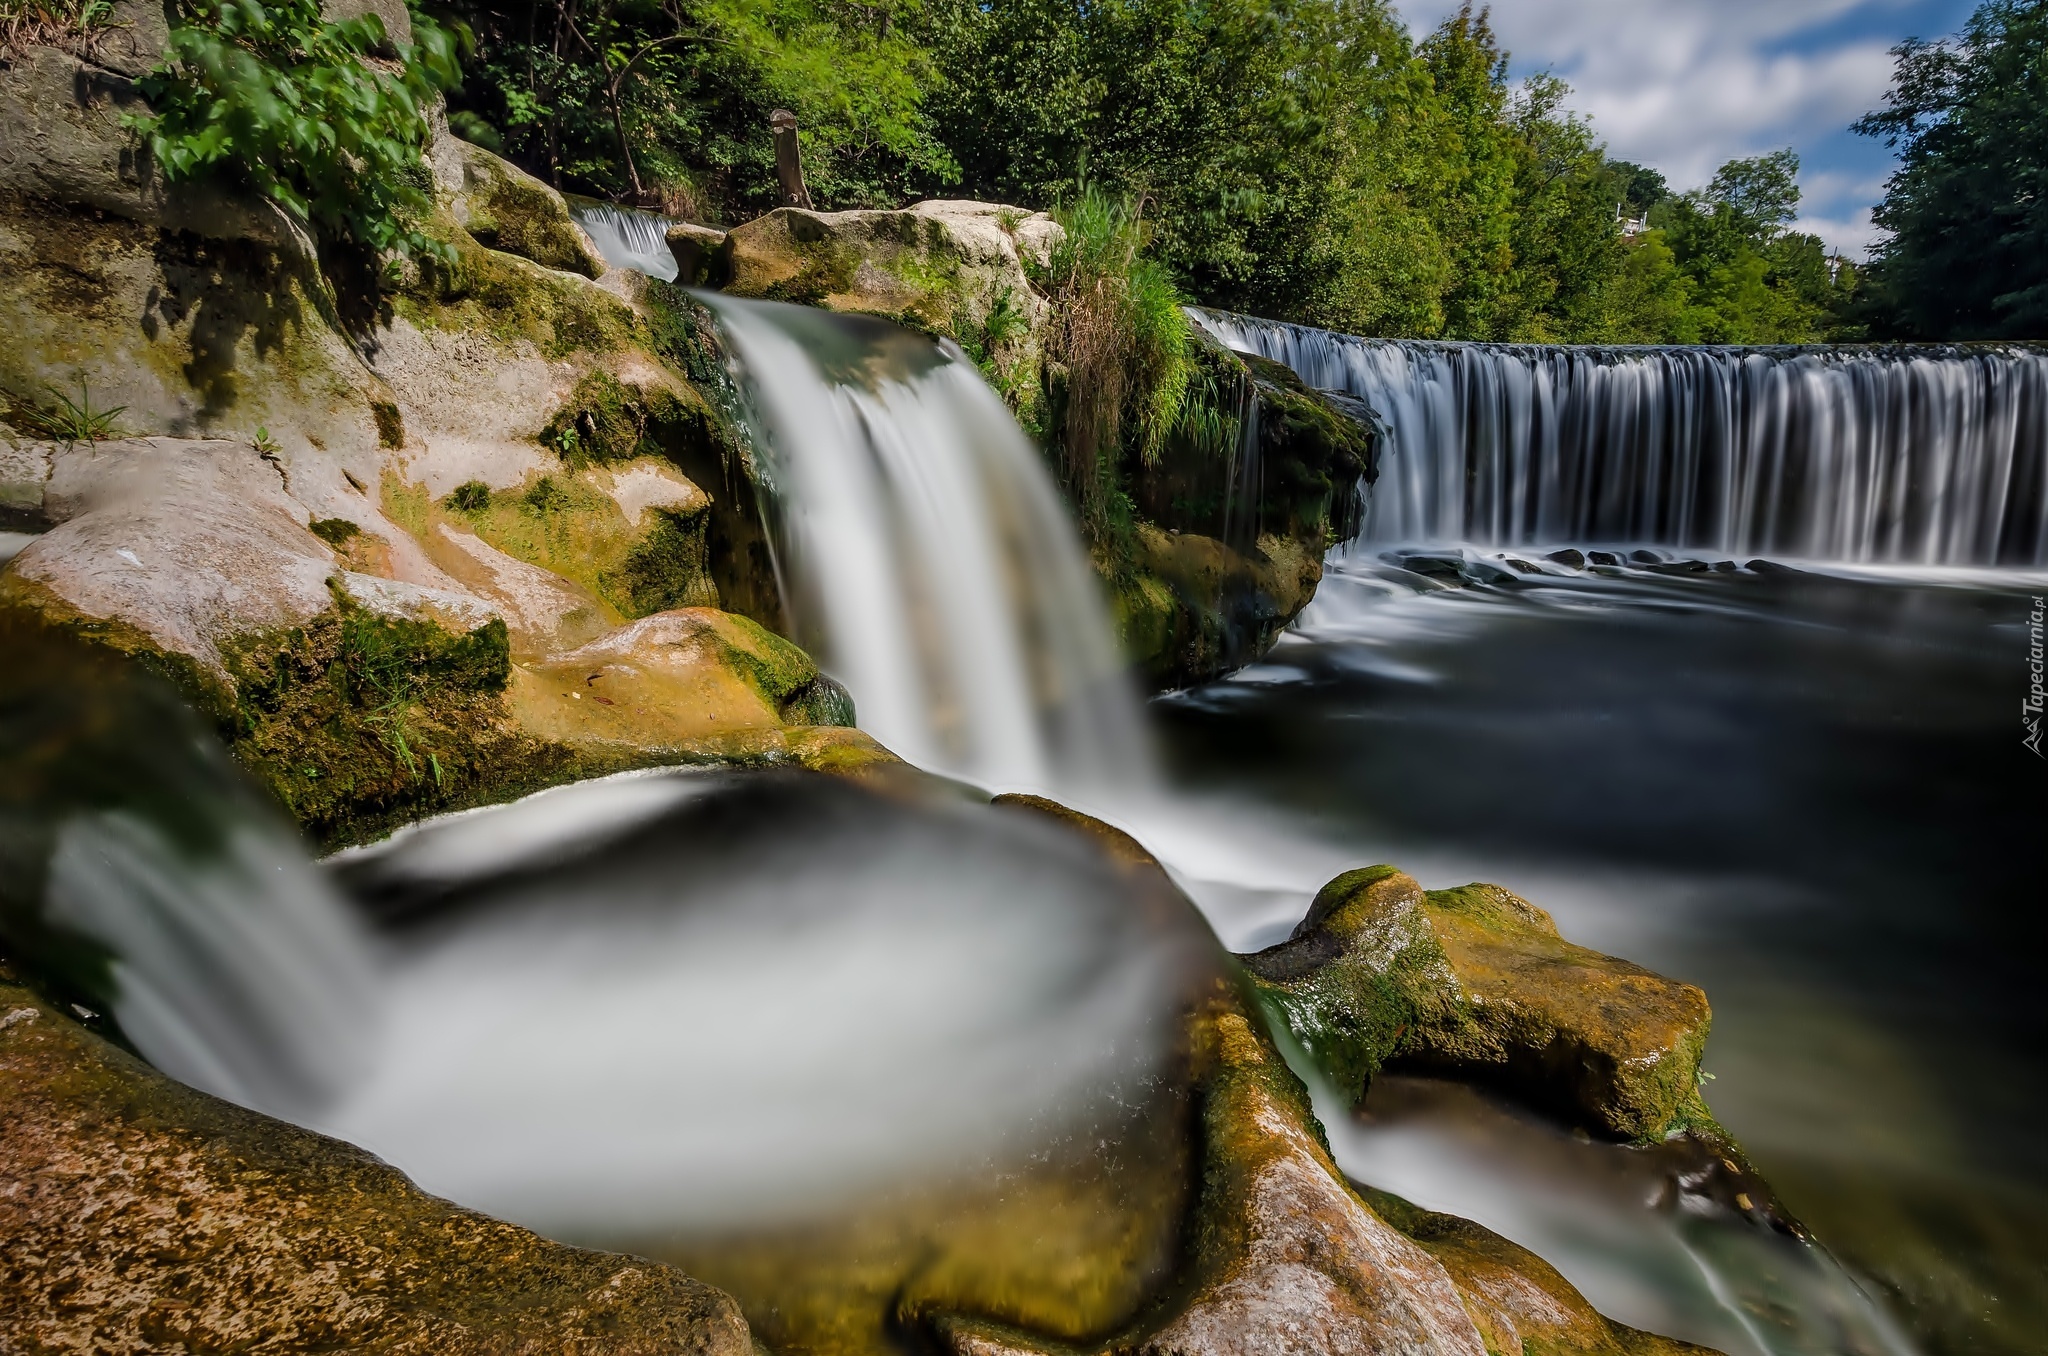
[703,296,1150,792]
[1195,311,2048,567]
[569,203,680,282]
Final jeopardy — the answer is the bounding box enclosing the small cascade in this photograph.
[569,202,680,281]
[703,295,1150,792]
[1195,311,2048,566]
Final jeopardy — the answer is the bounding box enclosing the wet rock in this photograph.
[1545,548,1587,568]
[1588,550,1622,566]
[1712,560,1737,573]
[1359,1188,1717,1355]
[1243,866,1714,1140]
[0,966,754,1355]
[1503,557,1543,574]
[1628,549,1666,565]
[1113,526,1322,690]
[1648,559,1711,575]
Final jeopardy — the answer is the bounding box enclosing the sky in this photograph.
[1400,0,1983,257]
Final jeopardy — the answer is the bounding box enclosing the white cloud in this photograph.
[1399,0,1912,255]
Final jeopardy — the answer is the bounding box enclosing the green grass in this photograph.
[6,380,124,448]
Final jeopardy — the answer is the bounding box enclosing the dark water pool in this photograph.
[1152,555,2048,1356]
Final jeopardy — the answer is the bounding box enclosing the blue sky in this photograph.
[1401,0,1983,256]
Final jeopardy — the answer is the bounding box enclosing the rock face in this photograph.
[430,127,605,279]
[0,966,754,1355]
[1112,339,1379,689]
[1245,866,1714,1140]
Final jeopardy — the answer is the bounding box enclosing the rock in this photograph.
[508,607,855,751]
[1135,995,1490,1356]
[1588,550,1622,566]
[1243,866,1714,1140]
[1628,548,1666,564]
[0,435,53,527]
[1358,1188,1717,1356]
[0,966,754,1355]
[431,129,605,278]
[2,438,345,673]
[322,0,410,48]
[1113,525,1322,690]
[0,46,295,246]
[1503,556,1542,574]
[1545,548,1587,568]
[95,0,172,80]
[667,222,730,287]
[723,200,1059,352]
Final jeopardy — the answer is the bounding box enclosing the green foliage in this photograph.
[1854,0,2048,338]
[1036,187,1197,542]
[131,0,461,261]
[445,479,492,512]
[445,0,952,217]
[6,380,124,447]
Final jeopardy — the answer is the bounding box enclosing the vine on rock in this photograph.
[130,0,463,263]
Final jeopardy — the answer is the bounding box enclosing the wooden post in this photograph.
[770,109,814,211]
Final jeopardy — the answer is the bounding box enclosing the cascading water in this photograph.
[703,294,1149,792]
[569,202,681,281]
[1195,310,2048,566]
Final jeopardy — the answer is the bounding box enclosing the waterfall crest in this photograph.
[570,203,680,281]
[704,296,1149,792]
[1196,311,2048,567]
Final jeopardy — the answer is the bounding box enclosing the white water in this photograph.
[705,295,1149,793]
[570,203,680,282]
[1196,311,2048,566]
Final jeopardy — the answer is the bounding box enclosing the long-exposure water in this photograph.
[1152,552,2047,1356]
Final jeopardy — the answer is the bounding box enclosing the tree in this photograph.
[1854,0,2048,338]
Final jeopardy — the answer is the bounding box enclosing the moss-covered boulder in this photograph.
[1245,866,1714,1140]
[1110,525,1324,690]
[429,126,607,280]
[0,965,754,1354]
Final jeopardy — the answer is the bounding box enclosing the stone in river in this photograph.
[1544,548,1587,568]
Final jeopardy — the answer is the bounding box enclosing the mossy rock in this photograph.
[1244,866,1715,1141]
[436,134,606,280]
[1109,526,1322,690]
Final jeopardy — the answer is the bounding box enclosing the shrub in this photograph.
[130,0,462,262]
[445,479,491,512]
[1036,186,1196,544]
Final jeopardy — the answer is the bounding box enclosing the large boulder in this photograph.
[1245,866,1714,1140]
[428,123,606,279]
[723,200,1059,359]
[0,965,754,1354]
[1112,525,1323,690]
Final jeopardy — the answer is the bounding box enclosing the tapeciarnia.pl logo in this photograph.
[2027,595,2045,758]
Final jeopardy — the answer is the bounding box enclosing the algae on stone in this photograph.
[1245,866,1716,1141]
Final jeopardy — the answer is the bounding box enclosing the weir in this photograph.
[1196,310,2048,567]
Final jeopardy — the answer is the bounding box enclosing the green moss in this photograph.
[397,233,634,361]
[461,163,602,279]
[371,398,405,448]
[307,517,360,547]
[616,508,719,615]
[539,370,719,467]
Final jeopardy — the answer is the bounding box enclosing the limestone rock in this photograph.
[3,437,342,672]
[1360,1189,1716,1356]
[1245,867,1714,1140]
[1,435,53,527]
[510,607,853,751]
[0,967,754,1355]
[667,221,730,287]
[723,200,1059,347]
[0,46,294,246]
[1140,998,1490,1356]
[431,130,605,278]
[95,0,172,80]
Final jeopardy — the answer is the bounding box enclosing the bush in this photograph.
[131,0,462,262]
[1036,187,1195,544]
